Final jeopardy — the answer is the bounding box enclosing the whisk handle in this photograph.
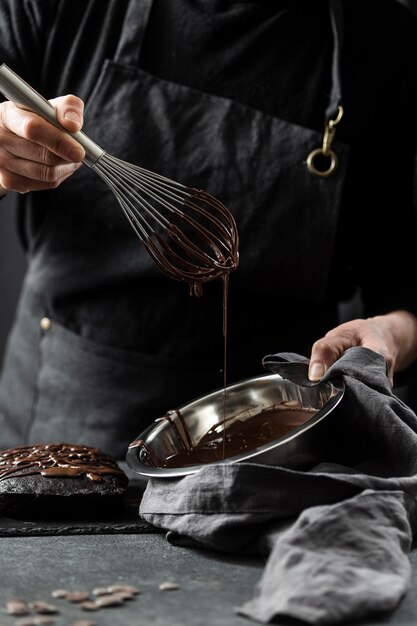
[0,64,104,168]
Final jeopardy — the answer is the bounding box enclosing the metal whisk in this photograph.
[0,64,239,295]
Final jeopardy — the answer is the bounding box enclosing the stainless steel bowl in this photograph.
[126,373,345,478]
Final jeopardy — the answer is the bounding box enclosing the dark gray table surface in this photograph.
[0,535,416,626]
[0,464,416,626]
[0,533,263,626]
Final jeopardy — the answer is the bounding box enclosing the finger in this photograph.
[0,101,85,162]
[0,136,69,166]
[308,334,355,381]
[0,152,81,184]
[51,94,84,134]
[0,164,81,193]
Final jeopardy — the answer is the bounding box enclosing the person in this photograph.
[0,0,417,459]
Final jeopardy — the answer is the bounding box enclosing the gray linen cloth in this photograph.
[139,347,417,624]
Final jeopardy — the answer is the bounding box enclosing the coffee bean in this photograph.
[79,601,97,612]
[29,602,58,615]
[66,592,90,603]
[6,599,29,615]
[51,589,68,598]
[69,621,96,626]
[159,582,180,591]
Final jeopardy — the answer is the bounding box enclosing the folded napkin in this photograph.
[139,347,417,624]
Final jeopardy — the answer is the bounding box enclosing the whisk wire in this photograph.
[95,161,156,236]
[110,159,188,206]
[100,162,170,231]
[95,154,237,271]
[95,159,223,275]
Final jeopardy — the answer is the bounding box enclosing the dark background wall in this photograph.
[399,0,417,17]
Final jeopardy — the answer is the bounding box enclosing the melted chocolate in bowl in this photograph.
[140,404,318,469]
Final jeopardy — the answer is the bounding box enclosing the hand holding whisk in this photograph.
[0,64,239,296]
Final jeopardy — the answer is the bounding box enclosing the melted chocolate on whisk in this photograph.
[0,443,126,483]
[144,187,239,297]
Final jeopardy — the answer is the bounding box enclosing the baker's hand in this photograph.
[308,310,417,387]
[0,95,85,195]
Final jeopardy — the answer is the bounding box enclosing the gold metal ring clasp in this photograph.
[307,105,344,178]
[306,148,338,177]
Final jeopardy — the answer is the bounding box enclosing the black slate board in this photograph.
[0,466,163,536]
[0,514,160,536]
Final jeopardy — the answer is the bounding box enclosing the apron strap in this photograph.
[306,0,345,177]
[114,0,154,67]
[326,0,344,120]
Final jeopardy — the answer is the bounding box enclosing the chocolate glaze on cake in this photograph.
[0,443,129,519]
[0,443,127,483]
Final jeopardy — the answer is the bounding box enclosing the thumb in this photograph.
[52,94,85,134]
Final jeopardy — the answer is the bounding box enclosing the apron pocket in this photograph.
[28,319,221,459]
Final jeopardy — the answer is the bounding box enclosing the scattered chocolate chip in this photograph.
[159,582,180,591]
[91,587,110,597]
[107,584,140,595]
[110,591,134,602]
[93,594,123,608]
[6,599,29,615]
[17,619,55,626]
[66,592,90,603]
[80,602,99,612]
[81,594,124,611]
[51,589,68,599]
[29,602,58,615]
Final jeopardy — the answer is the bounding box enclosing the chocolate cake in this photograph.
[0,443,129,519]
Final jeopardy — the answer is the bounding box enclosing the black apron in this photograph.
[0,0,349,458]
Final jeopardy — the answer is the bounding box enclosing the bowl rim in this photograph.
[126,372,345,478]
